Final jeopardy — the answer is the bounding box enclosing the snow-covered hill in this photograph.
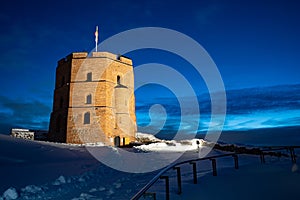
[0,134,154,199]
[1,133,299,200]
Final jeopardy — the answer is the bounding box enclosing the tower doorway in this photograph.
[114,136,120,147]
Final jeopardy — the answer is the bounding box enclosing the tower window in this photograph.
[87,72,92,81]
[86,94,92,104]
[117,75,121,85]
[84,112,90,124]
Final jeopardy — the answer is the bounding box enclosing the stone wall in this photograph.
[49,52,137,145]
[11,129,34,140]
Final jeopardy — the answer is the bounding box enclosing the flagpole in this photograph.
[95,26,99,52]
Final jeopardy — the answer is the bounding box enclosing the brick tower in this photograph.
[48,52,137,145]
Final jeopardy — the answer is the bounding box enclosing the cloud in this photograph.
[0,96,51,134]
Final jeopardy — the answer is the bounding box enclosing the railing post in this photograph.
[173,167,182,194]
[232,154,239,169]
[289,147,296,163]
[160,176,170,200]
[190,162,197,184]
[260,152,265,164]
[211,159,217,176]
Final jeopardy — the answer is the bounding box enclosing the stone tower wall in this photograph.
[49,52,136,145]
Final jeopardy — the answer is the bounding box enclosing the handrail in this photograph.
[131,153,236,200]
[131,145,299,200]
[260,146,299,164]
[260,145,300,149]
[258,146,300,152]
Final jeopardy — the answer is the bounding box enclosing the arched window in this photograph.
[84,112,90,124]
[117,75,121,85]
[86,94,92,104]
[87,72,92,81]
[59,97,63,108]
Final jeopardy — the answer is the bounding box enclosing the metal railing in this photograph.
[259,146,300,164]
[131,146,299,200]
[131,153,238,200]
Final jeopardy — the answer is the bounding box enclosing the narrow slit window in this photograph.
[84,112,90,124]
[117,75,121,85]
[87,72,92,81]
[86,94,92,104]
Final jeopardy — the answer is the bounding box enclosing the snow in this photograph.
[292,163,298,172]
[52,176,66,185]
[2,187,18,200]
[11,129,30,132]
[135,139,204,152]
[135,132,204,152]
[71,193,97,200]
[0,132,300,199]
[21,185,42,194]
[167,161,300,200]
[39,140,105,147]
[136,132,162,142]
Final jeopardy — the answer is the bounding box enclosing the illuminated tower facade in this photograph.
[48,52,136,145]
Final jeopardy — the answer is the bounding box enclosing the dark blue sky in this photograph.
[0,0,299,133]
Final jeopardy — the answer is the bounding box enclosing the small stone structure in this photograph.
[11,129,34,140]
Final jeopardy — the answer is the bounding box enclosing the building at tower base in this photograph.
[48,52,137,146]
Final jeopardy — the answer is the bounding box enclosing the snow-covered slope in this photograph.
[1,134,299,200]
[0,134,201,199]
